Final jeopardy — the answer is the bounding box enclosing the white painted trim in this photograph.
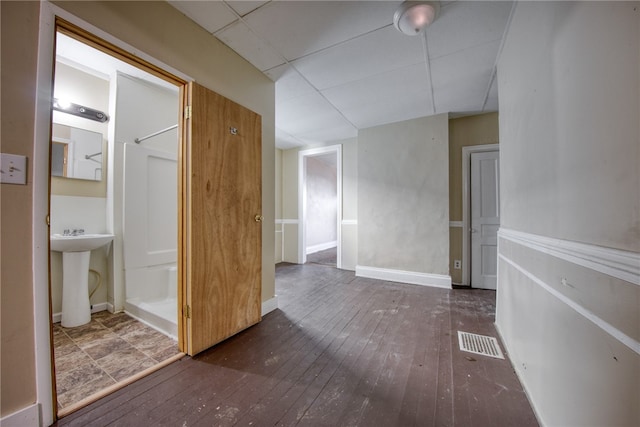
[306,240,338,255]
[341,219,358,226]
[461,144,499,286]
[0,402,40,427]
[33,5,58,425]
[52,302,109,324]
[298,145,343,268]
[499,228,640,285]
[356,265,452,289]
[275,219,299,225]
[499,253,640,355]
[261,296,278,316]
[449,221,463,228]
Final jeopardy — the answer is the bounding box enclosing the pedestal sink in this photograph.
[51,234,114,327]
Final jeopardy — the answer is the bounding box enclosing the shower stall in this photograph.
[110,72,179,338]
[123,143,178,337]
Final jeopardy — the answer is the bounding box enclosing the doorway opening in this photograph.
[298,145,342,269]
[49,19,186,417]
[461,144,500,289]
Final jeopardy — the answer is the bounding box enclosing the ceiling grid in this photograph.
[168,0,514,148]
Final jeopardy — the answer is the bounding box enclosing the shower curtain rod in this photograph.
[85,151,102,164]
[135,124,178,144]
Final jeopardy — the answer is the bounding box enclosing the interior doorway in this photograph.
[48,19,186,418]
[461,144,500,288]
[298,145,342,268]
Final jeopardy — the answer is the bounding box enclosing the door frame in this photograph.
[461,144,499,287]
[33,3,190,423]
[297,145,342,268]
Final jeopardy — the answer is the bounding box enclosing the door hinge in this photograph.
[184,304,191,319]
[184,106,192,119]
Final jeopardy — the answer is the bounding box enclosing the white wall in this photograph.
[496,2,640,426]
[305,155,337,252]
[110,72,179,311]
[357,114,450,286]
[52,61,109,137]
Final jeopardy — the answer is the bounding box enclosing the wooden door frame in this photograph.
[297,145,342,268]
[33,4,191,422]
[461,144,499,287]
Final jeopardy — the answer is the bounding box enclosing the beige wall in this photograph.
[358,114,449,275]
[0,1,40,417]
[1,0,275,420]
[448,112,499,284]
[496,2,639,425]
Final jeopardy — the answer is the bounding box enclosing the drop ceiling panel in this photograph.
[430,40,500,112]
[322,63,431,128]
[293,25,424,90]
[427,1,513,59]
[168,1,237,34]
[272,66,317,103]
[276,127,305,150]
[243,1,400,61]
[295,123,358,143]
[216,21,286,71]
[276,90,356,136]
[227,1,269,17]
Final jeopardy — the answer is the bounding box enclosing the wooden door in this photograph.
[470,150,500,290]
[183,82,262,355]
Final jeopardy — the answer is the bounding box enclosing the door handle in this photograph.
[255,215,264,222]
[470,228,477,233]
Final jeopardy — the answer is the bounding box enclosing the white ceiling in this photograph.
[170,1,514,149]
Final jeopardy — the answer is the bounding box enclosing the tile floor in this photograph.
[53,311,180,409]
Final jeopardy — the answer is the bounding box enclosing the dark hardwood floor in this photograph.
[54,262,538,426]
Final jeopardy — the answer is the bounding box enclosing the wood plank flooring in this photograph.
[54,263,538,426]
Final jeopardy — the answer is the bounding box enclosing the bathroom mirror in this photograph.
[51,123,104,181]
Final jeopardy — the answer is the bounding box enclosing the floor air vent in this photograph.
[457,331,504,359]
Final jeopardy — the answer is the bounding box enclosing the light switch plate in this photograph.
[0,153,28,185]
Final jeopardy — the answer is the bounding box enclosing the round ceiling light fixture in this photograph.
[393,1,440,36]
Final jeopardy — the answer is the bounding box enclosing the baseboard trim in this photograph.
[356,265,452,289]
[0,402,40,427]
[306,241,337,255]
[262,296,278,316]
[499,228,639,285]
[52,302,109,324]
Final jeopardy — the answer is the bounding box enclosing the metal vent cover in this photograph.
[458,331,504,359]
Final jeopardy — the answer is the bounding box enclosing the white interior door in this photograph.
[470,150,500,290]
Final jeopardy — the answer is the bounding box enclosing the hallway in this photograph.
[54,262,537,426]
